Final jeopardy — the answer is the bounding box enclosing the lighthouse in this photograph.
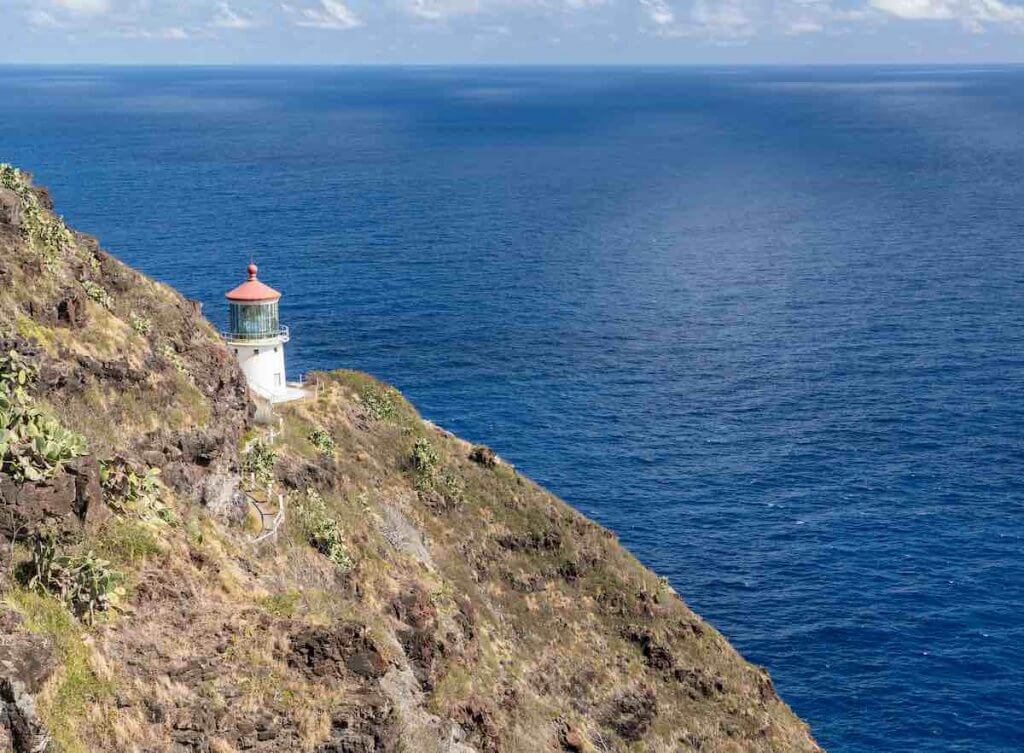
[224,263,301,403]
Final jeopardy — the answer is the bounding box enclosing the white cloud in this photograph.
[26,9,64,27]
[970,0,1024,20]
[869,0,1024,22]
[640,0,676,25]
[285,0,363,28]
[211,2,258,29]
[406,0,481,20]
[870,0,954,19]
[117,25,190,39]
[52,0,110,14]
[691,0,755,36]
[786,17,825,32]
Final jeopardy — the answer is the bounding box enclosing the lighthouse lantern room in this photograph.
[224,263,301,403]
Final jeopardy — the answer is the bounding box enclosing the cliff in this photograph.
[0,164,822,753]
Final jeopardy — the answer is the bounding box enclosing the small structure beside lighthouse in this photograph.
[224,263,303,403]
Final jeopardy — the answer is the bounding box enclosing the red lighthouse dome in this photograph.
[226,263,282,302]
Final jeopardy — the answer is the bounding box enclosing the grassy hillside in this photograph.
[0,164,822,753]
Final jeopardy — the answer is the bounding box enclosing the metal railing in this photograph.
[222,325,290,344]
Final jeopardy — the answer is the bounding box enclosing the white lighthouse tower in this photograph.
[224,263,302,403]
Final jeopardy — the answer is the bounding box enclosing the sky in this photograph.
[2,0,1024,64]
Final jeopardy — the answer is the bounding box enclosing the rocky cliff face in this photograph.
[0,165,822,753]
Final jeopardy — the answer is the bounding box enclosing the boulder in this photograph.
[0,612,56,753]
[606,688,657,742]
[0,457,107,541]
[288,623,388,682]
[55,289,88,329]
[0,188,23,229]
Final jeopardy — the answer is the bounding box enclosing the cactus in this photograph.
[307,425,336,456]
[411,437,439,491]
[100,458,169,520]
[1,405,88,482]
[29,529,125,623]
[1,163,76,271]
[295,488,352,572]
[81,279,113,309]
[243,439,277,488]
[0,349,88,483]
[130,313,152,336]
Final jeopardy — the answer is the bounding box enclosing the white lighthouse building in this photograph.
[224,263,303,403]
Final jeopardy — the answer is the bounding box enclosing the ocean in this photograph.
[1,65,1021,752]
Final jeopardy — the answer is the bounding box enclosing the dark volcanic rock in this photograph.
[0,458,107,542]
[390,586,437,630]
[455,700,502,753]
[0,617,56,753]
[0,188,24,229]
[623,626,675,671]
[288,623,387,681]
[469,445,497,468]
[320,696,399,753]
[495,529,561,553]
[674,667,726,699]
[396,627,444,691]
[56,288,88,329]
[607,688,657,742]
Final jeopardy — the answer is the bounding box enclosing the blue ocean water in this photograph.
[1,66,1022,752]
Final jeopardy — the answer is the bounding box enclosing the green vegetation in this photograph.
[27,529,125,623]
[437,469,467,506]
[411,437,440,491]
[258,589,301,617]
[6,589,114,753]
[94,518,163,566]
[294,488,353,572]
[100,459,171,521]
[129,312,152,336]
[0,163,76,272]
[307,424,336,455]
[157,341,187,375]
[409,437,465,504]
[15,314,56,350]
[0,347,35,400]
[80,280,113,309]
[363,385,400,422]
[243,439,277,488]
[0,349,88,482]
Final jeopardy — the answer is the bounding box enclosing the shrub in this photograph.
[130,313,152,336]
[100,459,170,521]
[0,348,37,401]
[243,439,276,488]
[95,519,163,565]
[81,280,113,309]
[295,488,352,572]
[1,163,76,271]
[438,470,467,506]
[157,341,187,375]
[411,437,439,491]
[259,590,301,617]
[0,348,87,483]
[0,349,87,483]
[28,530,124,623]
[363,386,399,422]
[307,425,336,456]
[0,406,88,483]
